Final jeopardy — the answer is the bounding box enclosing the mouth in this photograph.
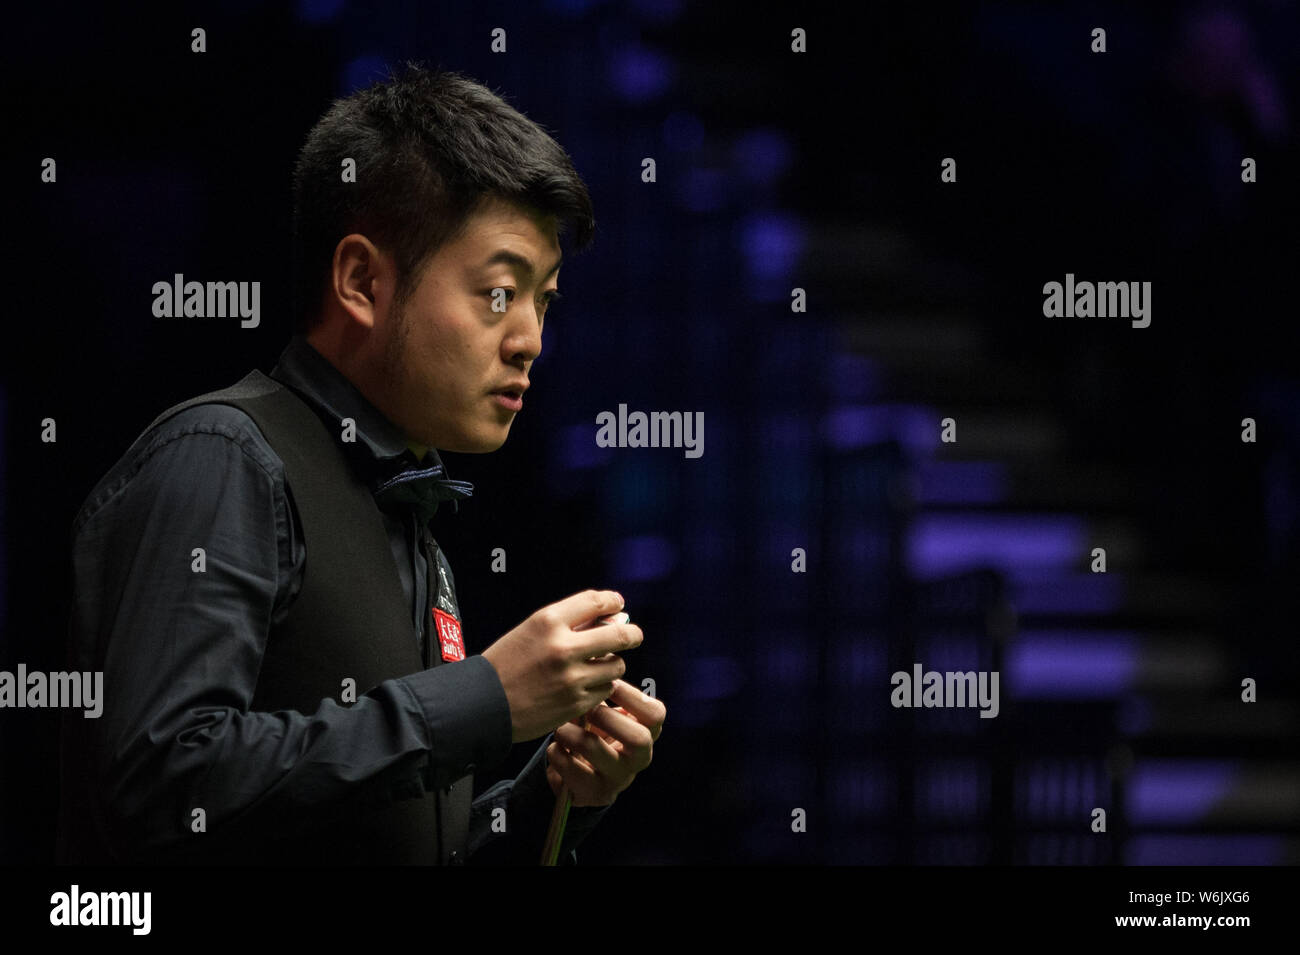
[491,391,523,412]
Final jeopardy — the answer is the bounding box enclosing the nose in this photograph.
[505,302,543,365]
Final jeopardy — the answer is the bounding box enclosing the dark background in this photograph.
[3,0,1298,865]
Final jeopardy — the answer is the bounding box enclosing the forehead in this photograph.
[453,195,560,259]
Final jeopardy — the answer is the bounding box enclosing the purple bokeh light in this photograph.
[740,212,805,285]
[823,403,937,453]
[608,47,674,103]
[733,128,794,186]
[339,55,389,96]
[1129,760,1240,825]
[1006,631,1139,698]
[906,514,1087,579]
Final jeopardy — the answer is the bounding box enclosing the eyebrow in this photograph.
[481,249,562,280]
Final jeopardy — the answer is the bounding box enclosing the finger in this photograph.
[568,702,617,743]
[607,678,667,739]
[574,612,629,633]
[554,721,621,776]
[579,654,627,693]
[584,700,652,744]
[548,745,615,808]
[549,589,625,631]
[583,703,653,762]
[549,740,600,781]
[569,621,642,662]
[568,723,617,746]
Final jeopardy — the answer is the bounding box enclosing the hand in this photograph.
[481,590,644,743]
[546,678,667,807]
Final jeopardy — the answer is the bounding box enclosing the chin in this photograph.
[449,432,509,454]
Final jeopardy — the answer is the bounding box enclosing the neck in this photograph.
[305,323,422,460]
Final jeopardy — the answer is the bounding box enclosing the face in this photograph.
[372,196,561,453]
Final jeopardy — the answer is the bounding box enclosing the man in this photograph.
[56,64,665,865]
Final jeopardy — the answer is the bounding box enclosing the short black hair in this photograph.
[290,62,595,333]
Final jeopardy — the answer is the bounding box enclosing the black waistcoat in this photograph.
[142,369,472,865]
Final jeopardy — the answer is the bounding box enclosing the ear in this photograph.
[329,234,396,330]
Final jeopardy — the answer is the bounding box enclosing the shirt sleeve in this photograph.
[65,405,512,862]
[466,732,614,865]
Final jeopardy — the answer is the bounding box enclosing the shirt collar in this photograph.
[268,333,473,520]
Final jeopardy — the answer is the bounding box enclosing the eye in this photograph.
[486,288,514,313]
[487,288,559,313]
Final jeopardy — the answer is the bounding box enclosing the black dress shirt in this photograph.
[60,333,608,864]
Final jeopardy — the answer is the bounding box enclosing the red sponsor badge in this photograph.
[433,608,465,662]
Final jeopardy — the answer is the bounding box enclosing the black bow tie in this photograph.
[372,462,474,523]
